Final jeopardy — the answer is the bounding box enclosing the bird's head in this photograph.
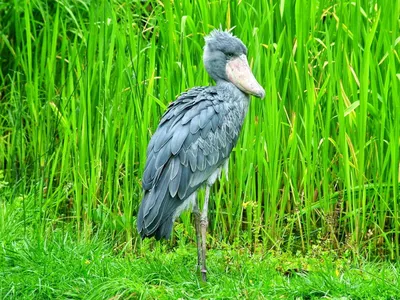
[203,29,265,99]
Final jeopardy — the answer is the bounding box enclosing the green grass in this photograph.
[0,0,400,297]
[1,0,399,256]
[1,196,399,298]
[1,215,399,299]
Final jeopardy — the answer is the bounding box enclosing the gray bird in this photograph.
[137,29,265,281]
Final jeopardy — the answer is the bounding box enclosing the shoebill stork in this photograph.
[137,29,265,281]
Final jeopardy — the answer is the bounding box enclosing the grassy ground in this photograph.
[1,197,399,299]
[1,230,400,299]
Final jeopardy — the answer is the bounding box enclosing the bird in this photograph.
[137,29,265,282]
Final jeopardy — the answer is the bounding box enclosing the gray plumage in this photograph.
[137,29,264,240]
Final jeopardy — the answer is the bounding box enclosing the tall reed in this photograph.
[0,0,399,258]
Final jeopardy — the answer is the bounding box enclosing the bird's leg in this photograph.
[192,200,202,273]
[200,185,210,282]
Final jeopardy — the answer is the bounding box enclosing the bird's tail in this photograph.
[137,187,181,240]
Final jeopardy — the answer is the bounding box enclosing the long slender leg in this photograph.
[192,200,202,273]
[200,185,210,282]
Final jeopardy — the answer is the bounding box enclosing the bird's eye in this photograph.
[226,53,234,59]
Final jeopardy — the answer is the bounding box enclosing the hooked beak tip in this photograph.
[253,88,265,99]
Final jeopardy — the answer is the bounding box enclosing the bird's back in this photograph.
[137,84,249,239]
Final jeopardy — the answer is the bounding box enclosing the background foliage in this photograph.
[0,0,399,259]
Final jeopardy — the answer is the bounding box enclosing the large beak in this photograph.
[226,54,265,99]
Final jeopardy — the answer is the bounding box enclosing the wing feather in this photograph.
[137,86,248,240]
[170,124,190,155]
